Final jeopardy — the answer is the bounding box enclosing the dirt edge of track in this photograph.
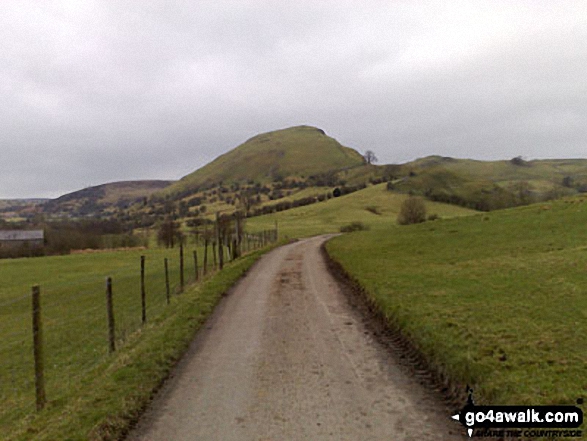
[320,240,469,414]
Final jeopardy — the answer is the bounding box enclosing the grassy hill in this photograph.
[5,125,586,226]
[402,155,587,192]
[326,194,587,415]
[247,183,477,238]
[162,125,365,197]
[390,155,587,211]
[407,155,587,186]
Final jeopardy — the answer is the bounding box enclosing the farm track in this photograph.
[126,236,465,440]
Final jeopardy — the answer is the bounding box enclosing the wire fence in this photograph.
[0,227,278,433]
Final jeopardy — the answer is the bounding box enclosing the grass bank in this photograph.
[247,182,476,238]
[326,196,587,415]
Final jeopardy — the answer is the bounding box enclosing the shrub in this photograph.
[397,196,427,225]
[365,206,381,215]
[339,222,369,233]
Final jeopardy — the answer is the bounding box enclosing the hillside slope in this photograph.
[392,155,587,211]
[247,183,477,238]
[404,155,587,190]
[163,125,365,197]
[43,180,174,217]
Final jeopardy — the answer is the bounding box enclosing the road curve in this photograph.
[127,235,464,440]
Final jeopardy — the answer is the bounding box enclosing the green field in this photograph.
[0,236,273,440]
[326,195,587,416]
[247,182,477,238]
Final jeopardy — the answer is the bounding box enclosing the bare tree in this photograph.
[363,150,378,164]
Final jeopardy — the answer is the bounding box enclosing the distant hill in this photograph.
[162,125,365,197]
[0,199,48,220]
[391,155,587,211]
[43,180,174,217]
[7,125,587,223]
[0,199,48,210]
[405,155,587,186]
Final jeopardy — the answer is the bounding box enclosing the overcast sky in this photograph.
[1,1,586,198]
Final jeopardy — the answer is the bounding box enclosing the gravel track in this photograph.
[127,236,465,440]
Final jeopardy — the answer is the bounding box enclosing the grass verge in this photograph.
[325,197,587,436]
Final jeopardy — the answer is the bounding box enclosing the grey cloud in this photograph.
[1,1,586,198]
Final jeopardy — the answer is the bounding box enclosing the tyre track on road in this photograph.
[127,236,465,440]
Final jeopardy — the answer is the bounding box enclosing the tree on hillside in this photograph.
[363,150,378,164]
[179,201,189,217]
[562,176,574,188]
[510,156,528,166]
[157,217,183,248]
[397,196,427,225]
[513,181,534,206]
[239,189,260,215]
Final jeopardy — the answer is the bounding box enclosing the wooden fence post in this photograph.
[193,250,199,281]
[164,258,170,304]
[179,242,184,292]
[31,285,46,411]
[106,277,115,353]
[218,238,224,270]
[235,213,241,258]
[216,212,224,270]
[203,239,208,275]
[141,255,146,324]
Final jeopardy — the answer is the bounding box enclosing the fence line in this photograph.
[0,222,278,422]
[0,293,32,309]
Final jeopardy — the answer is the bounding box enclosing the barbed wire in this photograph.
[43,307,106,331]
[0,247,199,299]
[0,339,30,358]
[1,244,252,323]
[0,236,277,410]
[0,292,31,309]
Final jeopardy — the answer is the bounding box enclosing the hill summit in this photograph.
[164,125,365,197]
